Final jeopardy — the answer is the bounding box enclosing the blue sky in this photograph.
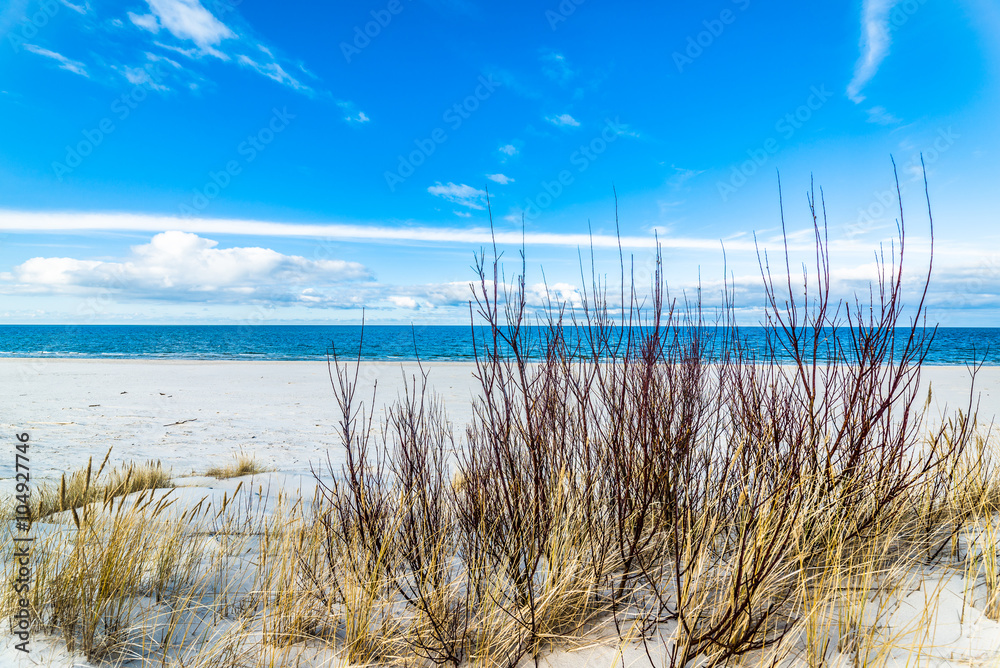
[0,0,998,324]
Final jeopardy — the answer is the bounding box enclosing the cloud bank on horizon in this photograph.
[0,0,997,324]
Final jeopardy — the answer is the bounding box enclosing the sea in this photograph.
[0,325,997,365]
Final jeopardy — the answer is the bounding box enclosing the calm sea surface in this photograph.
[0,325,997,365]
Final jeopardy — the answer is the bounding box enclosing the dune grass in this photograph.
[205,452,272,479]
[4,171,1000,666]
[26,448,173,521]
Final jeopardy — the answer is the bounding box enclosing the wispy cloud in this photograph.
[22,44,89,77]
[338,101,370,124]
[427,182,488,210]
[866,105,901,125]
[128,11,162,34]
[541,50,573,84]
[144,51,182,69]
[546,113,580,127]
[387,295,419,309]
[236,54,310,92]
[119,63,170,91]
[0,209,777,250]
[386,280,583,311]
[136,0,235,59]
[498,143,519,162]
[124,0,327,98]
[59,0,90,14]
[666,166,704,191]
[152,41,200,59]
[486,173,513,185]
[610,121,640,139]
[847,0,901,103]
[0,231,370,304]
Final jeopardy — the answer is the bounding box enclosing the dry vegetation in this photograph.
[205,453,272,480]
[20,448,173,522]
[3,172,1000,666]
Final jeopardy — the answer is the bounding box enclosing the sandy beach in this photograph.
[3,359,1000,667]
[1,359,484,483]
[1,358,996,483]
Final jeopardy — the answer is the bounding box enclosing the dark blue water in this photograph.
[0,325,996,365]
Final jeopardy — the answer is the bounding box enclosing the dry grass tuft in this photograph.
[28,448,173,521]
[205,452,272,479]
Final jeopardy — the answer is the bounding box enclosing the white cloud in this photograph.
[847,0,901,103]
[338,102,370,124]
[546,113,580,127]
[128,11,161,33]
[388,295,419,309]
[22,44,89,77]
[526,282,583,309]
[499,144,518,156]
[666,166,704,191]
[384,282,475,310]
[142,0,235,58]
[1,231,370,304]
[541,51,573,84]
[388,279,582,311]
[427,182,488,210]
[144,51,182,68]
[3,213,974,319]
[110,52,207,93]
[0,209,893,252]
[236,54,310,92]
[611,122,640,139]
[126,0,324,97]
[59,0,90,14]
[119,64,170,91]
[152,41,201,59]
[486,173,513,185]
[866,105,901,125]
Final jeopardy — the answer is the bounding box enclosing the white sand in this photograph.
[2,359,996,483]
[0,359,482,483]
[2,359,1000,667]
